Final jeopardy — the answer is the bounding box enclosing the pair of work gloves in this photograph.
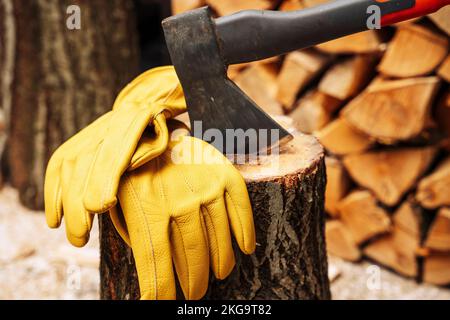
[44,66,256,300]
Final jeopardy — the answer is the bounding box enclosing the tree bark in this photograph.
[1,0,139,209]
[100,133,331,300]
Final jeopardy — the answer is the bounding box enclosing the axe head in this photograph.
[162,7,292,155]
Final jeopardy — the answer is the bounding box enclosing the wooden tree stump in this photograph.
[100,133,330,300]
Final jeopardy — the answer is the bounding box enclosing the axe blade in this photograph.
[162,7,292,155]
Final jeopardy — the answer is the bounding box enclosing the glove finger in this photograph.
[112,66,186,117]
[128,113,169,171]
[171,210,210,300]
[61,157,94,247]
[119,176,176,300]
[83,104,156,213]
[202,198,236,280]
[44,153,64,228]
[224,171,256,255]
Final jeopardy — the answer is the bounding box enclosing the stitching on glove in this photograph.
[225,191,247,253]
[54,177,62,225]
[126,176,159,300]
[172,219,191,298]
[202,204,221,279]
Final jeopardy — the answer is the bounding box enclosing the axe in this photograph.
[162,0,449,154]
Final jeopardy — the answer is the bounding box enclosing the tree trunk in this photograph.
[1,0,139,209]
[100,133,331,300]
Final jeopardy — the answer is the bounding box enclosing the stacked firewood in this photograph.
[171,0,450,286]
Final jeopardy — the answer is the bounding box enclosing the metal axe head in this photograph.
[162,7,292,155]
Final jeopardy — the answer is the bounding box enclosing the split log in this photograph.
[416,156,450,209]
[279,0,304,11]
[363,202,422,278]
[205,0,276,16]
[100,133,331,300]
[171,0,204,14]
[318,55,377,101]
[276,49,330,110]
[429,6,450,36]
[424,207,450,252]
[337,190,391,245]
[378,24,448,78]
[316,30,384,54]
[342,77,441,144]
[316,117,372,156]
[364,226,419,278]
[324,157,351,218]
[438,55,450,82]
[227,57,279,80]
[234,64,284,116]
[423,254,450,285]
[325,220,361,262]
[289,90,341,134]
[435,91,450,150]
[343,147,437,206]
[393,201,429,243]
[303,0,329,7]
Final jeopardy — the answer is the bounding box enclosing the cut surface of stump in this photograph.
[100,132,330,300]
[342,77,440,144]
[343,147,437,206]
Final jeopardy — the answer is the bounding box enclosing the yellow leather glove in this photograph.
[109,128,256,300]
[44,66,186,247]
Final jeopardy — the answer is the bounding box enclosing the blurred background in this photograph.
[0,0,449,299]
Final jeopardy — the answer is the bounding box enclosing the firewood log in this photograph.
[416,156,450,209]
[337,190,391,245]
[392,201,428,242]
[378,24,449,78]
[234,64,284,116]
[326,220,361,262]
[319,55,377,100]
[343,147,437,206]
[428,6,450,36]
[364,227,419,278]
[171,0,204,14]
[316,30,384,54]
[205,0,276,16]
[423,254,450,285]
[276,49,330,110]
[316,117,372,156]
[435,92,450,151]
[342,77,441,144]
[325,157,351,218]
[438,55,450,82]
[279,0,304,11]
[289,90,341,134]
[424,207,450,252]
[363,202,422,278]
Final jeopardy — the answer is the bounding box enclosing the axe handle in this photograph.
[216,0,450,65]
